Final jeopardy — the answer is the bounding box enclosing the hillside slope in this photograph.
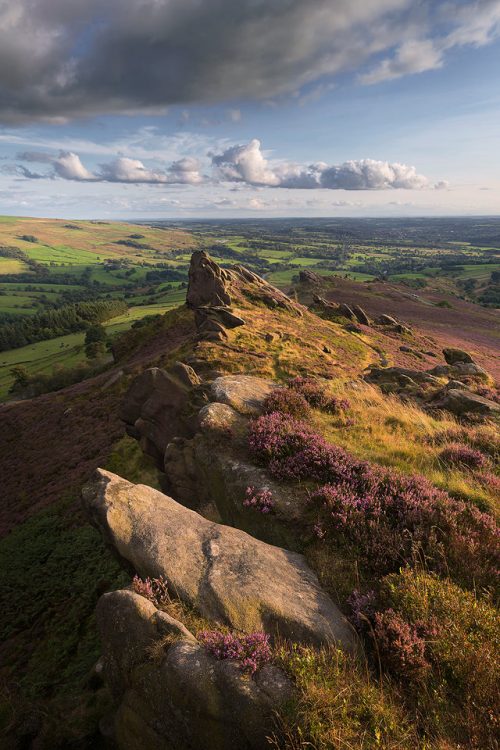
[1,252,498,749]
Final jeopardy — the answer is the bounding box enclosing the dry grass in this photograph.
[313,381,499,517]
[270,642,424,750]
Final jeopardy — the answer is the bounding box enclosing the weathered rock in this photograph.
[432,389,500,417]
[198,402,246,437]
[196,306,246,330]
[98,589,292,750]
[197,317,228,336]
[299,269,323,285]
[187,250,232,308]
[352,304,370,325]
[120,364,203,463]
[376,314,399,326]
[210,375,277,415]
[338,303,356,320]
[446,379,466,389]
[367,366,441,387]
[96,589,169,698]
[230,264,303,316]
[83,470,356,651]
[451,362,492,383]
[443,348,475,365]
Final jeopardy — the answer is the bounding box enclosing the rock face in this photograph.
[186,251,302,340]
[187,250,232,308]
[82,469,356,651]
[97,589,293,750]
[120,363,204,464]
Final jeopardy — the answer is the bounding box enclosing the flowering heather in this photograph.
[243,486,274,513]
[197,630,272,674]
[263,387,311,418]
[132,575,171,607]
[288,376,350,413]
[348,589,376,632]
[439,443,490,470]
[248,412,318,463]
[373,608,430,680]
[248,413,499,589]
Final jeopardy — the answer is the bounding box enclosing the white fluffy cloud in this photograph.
[8,139,443,189]
[9,151,204,184]
[54,152,95,181]
[0,0,499,122]
[212,139,432,190]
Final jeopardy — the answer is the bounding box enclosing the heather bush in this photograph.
[197,630,271,674]
[248,412,318,463]
[373,608,430,680]
[263,387,311,418]
[428,424,500,459]
[376,570,500,747]
[439,442,490,470]
[243,486,274,513]
[310,473,499,589]
[288,376,350,413]
[249,413,499,589]
[132,575,171,607]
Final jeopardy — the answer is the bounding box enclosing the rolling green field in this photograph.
[1,215,499,401]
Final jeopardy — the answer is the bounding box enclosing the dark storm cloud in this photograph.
[1,0,499,123]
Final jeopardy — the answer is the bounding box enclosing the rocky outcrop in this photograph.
[187,250,232,308]
[443,348,475,365]
[120,362,205,464]
[367,366,441,390]
[376,314,399,326]
[83,469,356,651]
[299,269,323,285]
[230,264,303,316]
[186,251,302,341]
[97,589,293,750]
[352,304,370,326]
[432,388,500,417]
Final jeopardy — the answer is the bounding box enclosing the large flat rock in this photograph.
[82,469,356,651]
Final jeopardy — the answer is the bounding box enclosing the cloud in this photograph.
[11,150,205,184]
[360,39,444,85]
[54,152,95,180]
[361,0,500,84]
[9,138,443,190]
[1,0,499,122]
[212,139,433,190]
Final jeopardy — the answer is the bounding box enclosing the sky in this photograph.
[0,0,499,220]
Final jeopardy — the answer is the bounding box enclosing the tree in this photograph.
[9,366,30,393]
[85,323,107,359]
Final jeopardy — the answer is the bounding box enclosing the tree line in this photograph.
[0,299,127,352]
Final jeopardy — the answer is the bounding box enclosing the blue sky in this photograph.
[0,0,499,219]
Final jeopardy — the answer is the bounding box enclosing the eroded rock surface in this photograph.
[97,589,293,750]
[120,363,204,463]
[83,469,356,651]
[432,388,500,417]
[210,375,277,415]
